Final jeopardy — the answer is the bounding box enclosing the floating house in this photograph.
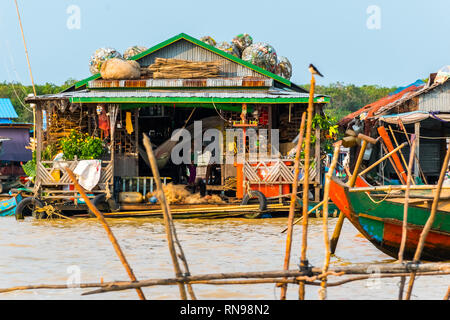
[25,33,329,214]
[339,68,450,184]
[0,98,32,178]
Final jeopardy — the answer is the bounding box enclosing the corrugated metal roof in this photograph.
[0,98,18,119]
[88,77,274,89]
[418,80,450,112]
[28,88,324,100]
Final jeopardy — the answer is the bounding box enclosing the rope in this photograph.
[211,98,232,124]
[35,205,74,220]
[365,186,393,204]
[390,128,450,140]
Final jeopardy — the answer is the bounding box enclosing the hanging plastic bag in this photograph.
[200,36,217,47]
[241,42,278,73]
[123,46,148,59]
[275,56,292,79]
[215,41,240,57]
[232,33,253,56]
[89,47,122,74]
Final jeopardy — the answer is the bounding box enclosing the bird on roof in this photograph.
[308,64,323,77]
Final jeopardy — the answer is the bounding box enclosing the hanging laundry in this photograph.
[98,106,110,137]
[126,112,134,134]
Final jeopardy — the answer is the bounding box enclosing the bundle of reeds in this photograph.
[148,58,221,79]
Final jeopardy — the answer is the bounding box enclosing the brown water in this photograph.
[0,216,448,300]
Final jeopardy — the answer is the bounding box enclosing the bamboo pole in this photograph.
[405,141,450,300]
[398,119,428,184]
[280,111,307,300]
[330,138,369,254]
[381,142,405,184]
[14,0,37,142]
[319,140,342,300]
[1,270,449,296]
[280,200,324,234]
[388,125,414,185]
[65,168,146,300]
[298,72,315,300]
[142,133,188,300]
[79,262,450,296]
[348,184,450,192]
[358,142,407,177]
[397,136,417,300]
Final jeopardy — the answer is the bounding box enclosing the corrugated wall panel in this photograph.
[419,81,450,112]
[138,39,267,79]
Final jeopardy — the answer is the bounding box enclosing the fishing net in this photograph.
[89,47,122,74]
[232,33,253,56]
[200,36,217,47]
[275,56,293,79]
[123,46,148,59]
[241,42,278,73]
[215,41,240,57]
[147,183,225,204]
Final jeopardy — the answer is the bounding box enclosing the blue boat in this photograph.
[0,193,23,217]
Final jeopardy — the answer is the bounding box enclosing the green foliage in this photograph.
[311,113,341,154]
[0,79,78,123]
[21,151,36,181]
[60,130,104,160]
[304,82,397,122]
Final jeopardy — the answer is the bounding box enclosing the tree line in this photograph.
[1,80,396,124]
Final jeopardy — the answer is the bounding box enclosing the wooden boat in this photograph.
[329,178,450,261]
[0,193,23,217]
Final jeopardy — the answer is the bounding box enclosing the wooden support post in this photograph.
[142,134,189,300]
[398,136,417,300]
[405,141,450,300]
[314,104,321,202]
[414,122,421,181]
[65,168,146,300]
[330,134,378,254]
[280,111,306,300]
[298,73,315,300]
[35,103,43,186]
[319,140,342,300]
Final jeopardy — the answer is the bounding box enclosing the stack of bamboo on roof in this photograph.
[149,58,221,79]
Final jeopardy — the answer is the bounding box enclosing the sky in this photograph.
[0,0,449,87]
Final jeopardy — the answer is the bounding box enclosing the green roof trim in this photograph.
[75,32,297,89]
[120,103,251,113]
[69,96,329,105]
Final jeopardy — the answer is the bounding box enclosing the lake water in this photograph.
[0,216,448,300]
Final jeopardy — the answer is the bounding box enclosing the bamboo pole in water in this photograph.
[444,285,450,300]
[280,111,306,300]
[405,141,450,300]
[1,270,449,295]
[330,136,370,255]
[65,168,146,300]
[280,200,324,234]
[142,133,189,300]
[319,140,342,300]
[298,72,315,300]
[397,136,417,300]
[79,262,450,296]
